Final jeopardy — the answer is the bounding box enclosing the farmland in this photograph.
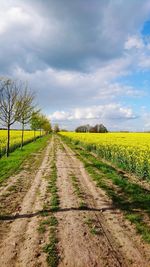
[0,130,42,157]
[60,132,150,179]
[0,133,150,266]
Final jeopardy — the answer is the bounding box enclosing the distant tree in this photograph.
[53,124,60,133]
[36,114,51,136]
[17,86,34,149]
[0,78,22,156]
[90,124,108,133]
[75,124,90,132]
[30,112,52,138]
[42,116,52,134]
[37,114,45,136]
[30,111,41,140]
[75,123,108,133]
[99,124,108,133]
[60,129,68,132]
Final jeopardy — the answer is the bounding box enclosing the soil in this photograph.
[0,136,150,267]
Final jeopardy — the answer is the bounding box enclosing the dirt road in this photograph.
[0,135,149,267]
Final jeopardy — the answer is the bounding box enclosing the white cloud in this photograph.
[49,111,70,121]
[123,34,150,71]
[49,104,137,122]
[125,35,144,50]
[0,4,44,36]
[138,54,150,68]
[12,60,143,114]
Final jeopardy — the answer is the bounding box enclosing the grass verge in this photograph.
[0,135,50,185]
[61,136,150,244]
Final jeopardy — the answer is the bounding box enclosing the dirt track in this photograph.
[0,135,149,267]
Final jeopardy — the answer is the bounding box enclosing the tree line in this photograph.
[0,77,51,157]
[75,124,108,133]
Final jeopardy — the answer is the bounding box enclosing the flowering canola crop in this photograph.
[0,130,41,157]
[60,132,150,179]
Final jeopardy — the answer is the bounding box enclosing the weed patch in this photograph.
[43,222,59,267]
[85,218,102,235]
[70,174,87,207]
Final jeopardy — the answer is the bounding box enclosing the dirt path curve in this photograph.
[0,138,53,267]
[56,137,150,267]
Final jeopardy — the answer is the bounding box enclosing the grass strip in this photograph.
[0,135,50,185]
[43,217,59,267]
[48,157,59,211]
[42,138,59,267]
[70,174,87,209]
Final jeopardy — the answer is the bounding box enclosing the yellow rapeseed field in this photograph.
[60,132,150,179]
[0,130,41,156]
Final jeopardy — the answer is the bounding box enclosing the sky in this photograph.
[1,0,150,131]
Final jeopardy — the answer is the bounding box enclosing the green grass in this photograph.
[62,136,150,244]
[70,174,87,209]
[43,223,59,267]
[42,139,59,267]
[38,216,59,267]
[125,213,150,243]
[0,135,50,185]
[38,223,47,234]
[48,158,59,211]
[85,218,101,235]
[48,215,58,227]
[78,150,150,213]
[7,185,17,192]
[38,216,58,234]
[71,175,82,196]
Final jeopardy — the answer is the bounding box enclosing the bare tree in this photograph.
[17,86,35,149]
[0,78,22,156]
[53,124,60,133]
[0,78,6,94]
